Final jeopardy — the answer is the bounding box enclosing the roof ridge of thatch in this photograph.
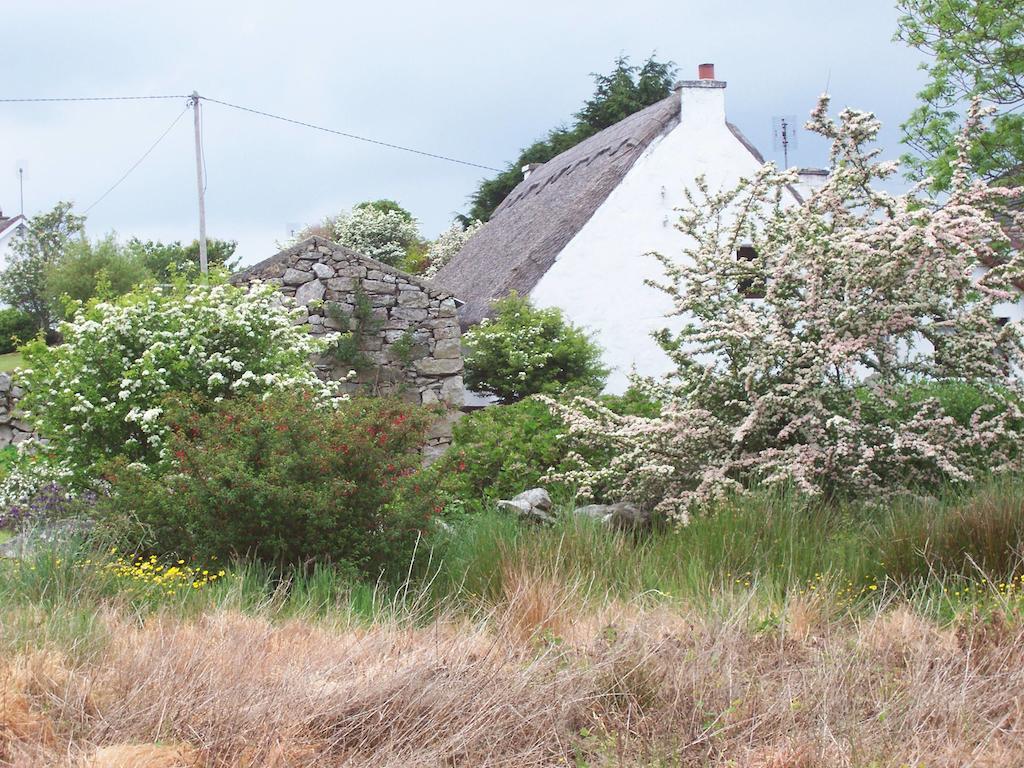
[432,92,682,326]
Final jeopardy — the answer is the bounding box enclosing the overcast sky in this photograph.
[1,0,926,266]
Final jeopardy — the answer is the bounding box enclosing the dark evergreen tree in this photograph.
[464,55,676,223]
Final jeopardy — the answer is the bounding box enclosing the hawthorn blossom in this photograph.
[329,207,421,266]
[423,220,482,279]
[543,97,1024,523]
[15,281,336,478]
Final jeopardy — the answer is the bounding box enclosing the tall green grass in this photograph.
[420,477,1024,615]
[1,476,1022,651]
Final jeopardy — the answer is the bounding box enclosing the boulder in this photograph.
[282,267,314,285]
[574,502,651,531]
[497,488,555,524]
[311,262,335,279]
[397,290,429,309]
[414,357,463,376]
[433,338,462,359]
[294,279,326,306]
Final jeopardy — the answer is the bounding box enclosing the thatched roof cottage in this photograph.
[434,64,823,393]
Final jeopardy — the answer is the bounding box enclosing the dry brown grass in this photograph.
[1,592,1023,767]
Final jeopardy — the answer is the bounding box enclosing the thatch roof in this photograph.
[231,235,455,299]
[431,89,769,327]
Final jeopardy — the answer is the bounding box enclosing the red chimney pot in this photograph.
[698,63,715,80]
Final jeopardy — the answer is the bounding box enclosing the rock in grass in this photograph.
[497,488,555,525]
[574,502,651,531]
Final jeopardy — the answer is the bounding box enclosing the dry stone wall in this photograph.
[0,373,34,449]
[232,237,464,459]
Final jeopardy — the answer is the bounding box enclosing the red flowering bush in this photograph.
[93,391,437,574]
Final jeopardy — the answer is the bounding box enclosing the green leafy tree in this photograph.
[354,199,415,222]
[0,308,35,354]
[465,54,676,222]
[45,234,152,307]
[0,202,85,333]
[896,0,1024,188]
[124,237,238,280]
[463,292,607,403]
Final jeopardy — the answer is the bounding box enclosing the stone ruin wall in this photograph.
[233,238,464,460]
[0,374,34,450]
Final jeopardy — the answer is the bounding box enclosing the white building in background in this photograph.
[434,64,826,393]
[0,210,26,267]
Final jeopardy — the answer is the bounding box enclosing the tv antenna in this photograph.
[772,115,798,168]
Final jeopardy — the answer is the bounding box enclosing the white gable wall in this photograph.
[0,222,24,268]
[528,80,793,393]
[0,220,26,309]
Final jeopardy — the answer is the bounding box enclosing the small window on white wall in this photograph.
[737,245,765,299]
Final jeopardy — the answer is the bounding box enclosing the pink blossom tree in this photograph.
[542,97,1024,523]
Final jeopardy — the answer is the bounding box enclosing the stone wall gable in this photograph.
[234,239,464,460]
[0,373,34,449]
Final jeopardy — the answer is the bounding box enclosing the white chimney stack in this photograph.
[521,163,542,181]
[678,63,726,131]
[795,168,829,199]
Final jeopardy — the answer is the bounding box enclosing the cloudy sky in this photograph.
[1,1,926,266]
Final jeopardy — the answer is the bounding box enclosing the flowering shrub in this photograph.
[17,280,332,478]
[543,98,1024,522]
[423,220,482,279]
[327,205,422,266]
[0,446,78,529]
[463,293,607,403]
[93,391,437,572]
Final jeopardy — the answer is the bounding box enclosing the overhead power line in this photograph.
[200,95,502,172]
[0,91,501,172]
[0,94,189,103]
[83,106,190,213]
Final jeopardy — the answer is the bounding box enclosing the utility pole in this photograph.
[18,167,23,216]
[190,91,208,276]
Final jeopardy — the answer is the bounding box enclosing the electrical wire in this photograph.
[83,106,190,213]
[0,94,189,103]
[1,91,502,172]
[200,95,502,172]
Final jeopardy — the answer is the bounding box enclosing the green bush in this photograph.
[463,293,607,403]
[0,308,35,354]
[427,388,662,510]
[428,398,572,509]
[856,380,1014,427]
[45,235,152,308]
[0,447,16,480]
[92,392,437,574]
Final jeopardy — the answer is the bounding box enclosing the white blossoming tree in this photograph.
[423,219,482,279]
[543,98,1024,522]
[327,205,422,266]
[17,280,333,478]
